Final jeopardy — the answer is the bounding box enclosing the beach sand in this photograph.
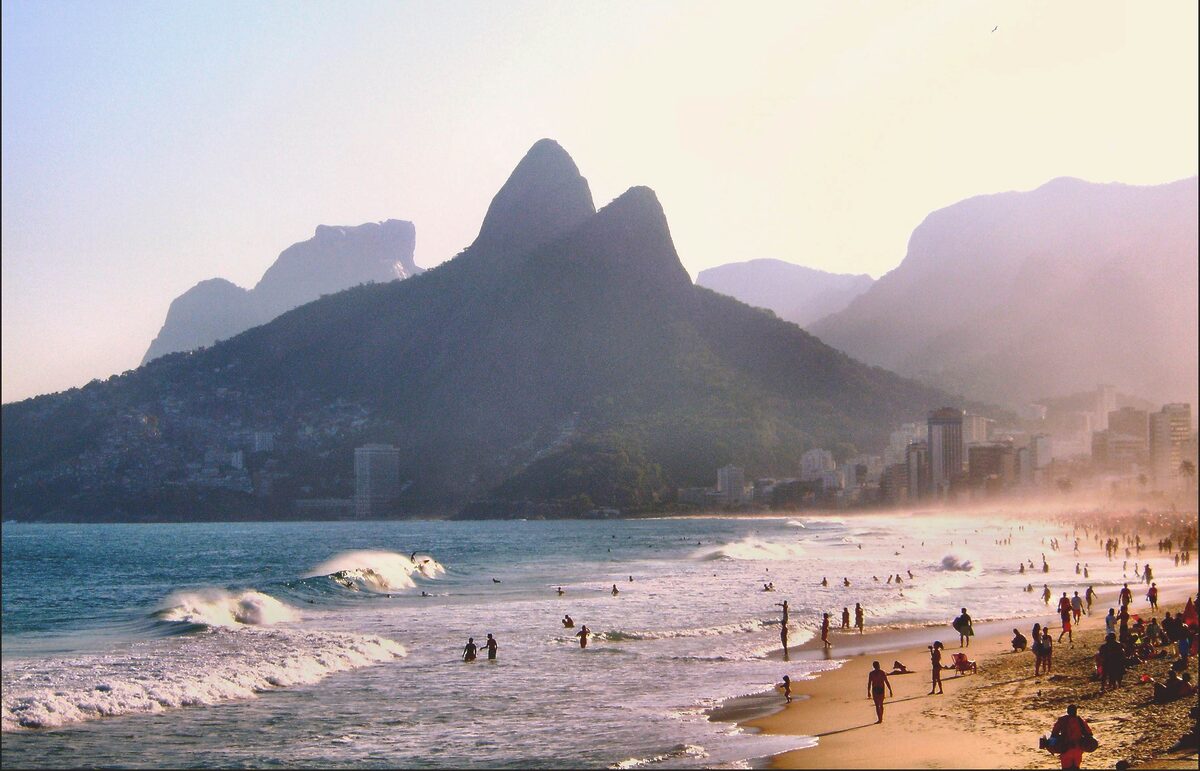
[737,600,1199,769]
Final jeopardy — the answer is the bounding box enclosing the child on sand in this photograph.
[781,675,792,703]
[928,641,944,694]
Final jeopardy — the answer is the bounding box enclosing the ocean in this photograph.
[1,512,1178,768]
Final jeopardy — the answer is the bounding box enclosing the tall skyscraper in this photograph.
[355,444,401,518]
[928,408,964,498]
[1149,404,1192,488]
[906,440,930,501]
[1108,407,1149,447]
[1093,384,1117,431]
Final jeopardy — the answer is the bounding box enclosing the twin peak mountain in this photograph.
[2,140,949,520]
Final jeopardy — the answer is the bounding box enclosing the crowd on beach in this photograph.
[773,508,1199,769]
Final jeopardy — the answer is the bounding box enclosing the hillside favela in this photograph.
[1,3,1197,770]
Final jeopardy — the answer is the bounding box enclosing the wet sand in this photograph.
[731,595,1198,769]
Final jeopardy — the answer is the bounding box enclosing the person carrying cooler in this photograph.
[1048,704,1095,770]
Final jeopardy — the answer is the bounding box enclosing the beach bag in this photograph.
[1081,733,1099,752]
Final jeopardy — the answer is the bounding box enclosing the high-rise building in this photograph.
[1093,384,1117,431]
[1092,430,1148,474]
[967,442,1016,490]
[906,441,931,501]
[928,408,964,498]
[1149,404,1192,488]
[355,444,401,518]
[881,463,909,504]
[717,465,746,503]
[1030,434,1052,470]
[799,448,836,481]
[962,415,993,451]
[1108,407,1148,447]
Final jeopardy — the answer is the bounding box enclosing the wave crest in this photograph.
[939,554,976,572]
[156,589,299,627]
[2,630,405,731]
[307,550,445,592]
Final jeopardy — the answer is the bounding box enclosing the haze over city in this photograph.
[3,0,1198,403]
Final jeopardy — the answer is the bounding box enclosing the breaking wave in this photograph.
[2,628,406,731]
[155,589,299,628]
[693,538,805,561]
[939,554,977,572]
[611,744,709,768]
[307,550,445,592]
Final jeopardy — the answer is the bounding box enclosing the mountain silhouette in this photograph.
[3,140,957,521]
[142,219,420,364]
[809,176,1199,407]
[697,259,874,328]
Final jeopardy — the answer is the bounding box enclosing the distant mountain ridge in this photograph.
[696,259,874,328]
[142,219,421,364]
[3,139,962,521]
[808,176,1199,408]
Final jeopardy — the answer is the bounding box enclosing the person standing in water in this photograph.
[483,633,498,660]
[821,613,832,648]
[776,600,789,627]
[576,625,590,648]
[867,661,893,723]
[855,603,865,634]
[462,637,478,662]
[562,614,574,628]
[1042,584,1052,605]
[612,584,619,596]
[841,607,851,629]
[781,675,792,703]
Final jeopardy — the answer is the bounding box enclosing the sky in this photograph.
[2,0,1197,404]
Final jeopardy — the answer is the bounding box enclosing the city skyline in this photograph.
[4,0,1199,402]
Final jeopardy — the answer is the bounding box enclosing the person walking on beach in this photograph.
[462,637,478,662]
[954,608,974,648]
[1058,603,1073,645]
[1071,591,1084,623]
[841,607,851,629]
[1119,583,1133,609]
[1147,583,1159,611]
[1042,584,1052,605]
[821,613,832,648]
[576,625,591,648]
[855,603,865,634]
[928,641,944,694]
[867,661,893,723]
[1048,704,1094,770]
[483,633,498,660]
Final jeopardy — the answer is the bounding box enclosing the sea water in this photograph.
[2,513,1183,768]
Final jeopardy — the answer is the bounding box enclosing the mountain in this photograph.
[142,219,420,364]
[696,259,874,327]
[3,140,962,522]
[808,176,1199,408]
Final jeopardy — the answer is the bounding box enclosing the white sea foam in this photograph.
[939,554,977,572]
[1,628,406,731]
[594,619,775,642]
[157,589,299,627]
[307,550,445,592]
[693,537,805,561]
[611,743,709,768]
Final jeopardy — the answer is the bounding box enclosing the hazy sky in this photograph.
[2,0,1197,403]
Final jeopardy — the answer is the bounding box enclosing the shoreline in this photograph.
[721,585,1198,769]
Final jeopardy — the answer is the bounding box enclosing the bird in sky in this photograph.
[992,25,999,33]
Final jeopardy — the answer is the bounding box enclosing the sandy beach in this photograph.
[735,596,1199,769]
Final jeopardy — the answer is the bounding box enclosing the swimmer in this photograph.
[844,578,851,587]
[557,586,565,596]
[821,577,829,587]
[562,614,574,628]
[462,637,478,662]
[612,584,620,596]
[576,624,590,648]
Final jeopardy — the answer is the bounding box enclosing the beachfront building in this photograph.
[716,464,747,504]
[1108,407,1149,447]
[906,440,931,500]
[1150,403,1192,489]
[967,441,1016,493]
[928,408,964,498]
[1093,384,1117,431]
[355,443,401,518]
[880,462,909,504]
[799,448,836,481]
[962,414,993,460]
[1091,430,1147,474]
